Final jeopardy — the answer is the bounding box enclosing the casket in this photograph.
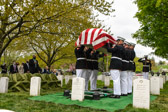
[75,28,116,53]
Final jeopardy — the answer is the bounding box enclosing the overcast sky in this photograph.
[97,0,167,63]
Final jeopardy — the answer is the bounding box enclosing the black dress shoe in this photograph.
[109,95,120,98]
[128,93,132,95]
[121,94,128,96]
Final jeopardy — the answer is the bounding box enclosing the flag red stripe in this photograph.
[75,28,116,51]
[93,41,107,50]
[84,29,90,44]
[98,29,103,35]
[94,33,116,43]
[90,28,97,44]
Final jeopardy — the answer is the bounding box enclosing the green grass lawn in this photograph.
[0,80,168,112]
[152,64,168,73]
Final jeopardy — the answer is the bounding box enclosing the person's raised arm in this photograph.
[106,43,117,53]
[86,48,92,55]
[77,45,85,52]
[138,58,143,62]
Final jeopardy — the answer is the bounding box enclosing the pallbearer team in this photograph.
[75,36,151,99]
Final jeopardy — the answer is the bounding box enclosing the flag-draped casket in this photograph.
[75,28,116,53]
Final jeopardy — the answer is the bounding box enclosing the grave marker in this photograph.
[71,77,85,101]
[0,77,9,93]
[30,77,41,96]
[166,76,168,81]
[57,75,64,87]
[0,109,14,112]
[133,79,150,109]
[159,77,163,89]
[97,75,102,80]
[162,75,166,84]
[65,75,70,85]
[150,77,160,95]
[104,76,110,87]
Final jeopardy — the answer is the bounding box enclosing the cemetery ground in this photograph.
[0,80,168,112]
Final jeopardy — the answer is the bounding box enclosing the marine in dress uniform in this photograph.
[85,47,93,91]
[120,41,130,96]
[127,43,136,95]
[107,36,125,98]
[138,55,152,80]
[75,45,87,78]
[90,50,104,90]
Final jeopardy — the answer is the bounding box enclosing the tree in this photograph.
[24,0,113,69]
[159,61,165,65]
[0,37,32,68]
[29,33,76,69]
[133,0,168,58]
[0,0,114,60]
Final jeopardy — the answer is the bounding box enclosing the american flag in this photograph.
[75,28,116,51]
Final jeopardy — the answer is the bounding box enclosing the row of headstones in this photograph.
[98,73,168,88]
[58,75,110,86]
[71,74,168,110]
[57,75,77,86]
[0,75,77,95]
[133,75,168,94]
[64,74,111,86]
[63,74,110,86]
[63,74,111,87]
[0,77,43,112]
[0,77,41,96]
[97,74,112,87]
[59,72,111,87]
[133,75,168,109]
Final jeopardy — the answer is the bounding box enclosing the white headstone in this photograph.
[110,76,113,80]
[150,77,160,95]
[104,76,110,86]
[71,77,85,101]
[0,77,9,93]
[57,75,64,87]
[133,79,150,109]
[97,75,102,80]
[0,110,14,112]
[72,75,76,79]
[133,76,143,86]
[30,77,41,96]
[162,76,166,84]
[133,76,138,80]
[65,75,70,84]
[102,75,105,81]
[57,71,61,75]
[102,72,110,81]
[159,77,163,89]
[148,75,152,80]
[138,76,144,79]
[166,76,168,81]
[133,76,138,86]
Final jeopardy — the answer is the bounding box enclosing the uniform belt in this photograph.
[86,59,98,62]
[86,59,92,61]
[92,60,98,62]
[143,65,150,67]
[129,60,133,63]
[122,60,129,63]
[77,58,86,60]
[111,56,122,60]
